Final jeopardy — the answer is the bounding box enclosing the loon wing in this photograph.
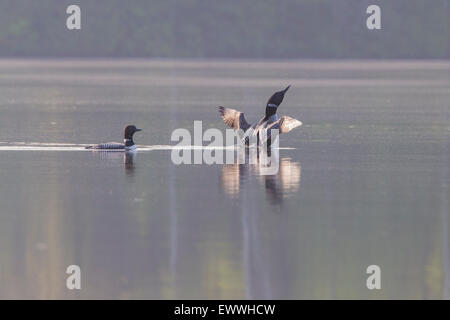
[218,106,251,131]
[85,142,125,150]
[270,116,302,133]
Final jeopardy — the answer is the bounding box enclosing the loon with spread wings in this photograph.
[85,125,142,151]
[218,85,302,145]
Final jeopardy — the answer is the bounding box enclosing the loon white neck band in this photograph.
[267,104,278,108]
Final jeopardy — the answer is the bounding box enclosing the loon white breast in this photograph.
[218,85,302,141]
[85,125,142,151]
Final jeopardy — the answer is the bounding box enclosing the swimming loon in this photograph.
[85,125,142,151]
[218,86,302,145]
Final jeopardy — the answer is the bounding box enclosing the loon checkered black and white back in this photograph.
[218,85,302,141]
[85,125,142,151]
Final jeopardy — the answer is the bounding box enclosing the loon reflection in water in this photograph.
[220,156,301,205]
[90,150,137,175]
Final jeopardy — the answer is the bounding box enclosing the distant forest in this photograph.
[0,0,449,58]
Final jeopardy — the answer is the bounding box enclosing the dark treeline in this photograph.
[0,0,449,58]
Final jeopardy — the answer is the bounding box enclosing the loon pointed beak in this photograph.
[135,128,142,132]
[284,85,291,93]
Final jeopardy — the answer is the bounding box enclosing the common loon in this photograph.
[218,85,302,144]
[85,125,142,151]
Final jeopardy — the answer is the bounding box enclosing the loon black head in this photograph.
[124,125,142,146]
[265,85,291,118]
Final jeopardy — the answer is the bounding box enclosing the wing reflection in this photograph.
[258,158,301,205]
[220,164,248,197]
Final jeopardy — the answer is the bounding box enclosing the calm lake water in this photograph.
[0,59,449,299]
